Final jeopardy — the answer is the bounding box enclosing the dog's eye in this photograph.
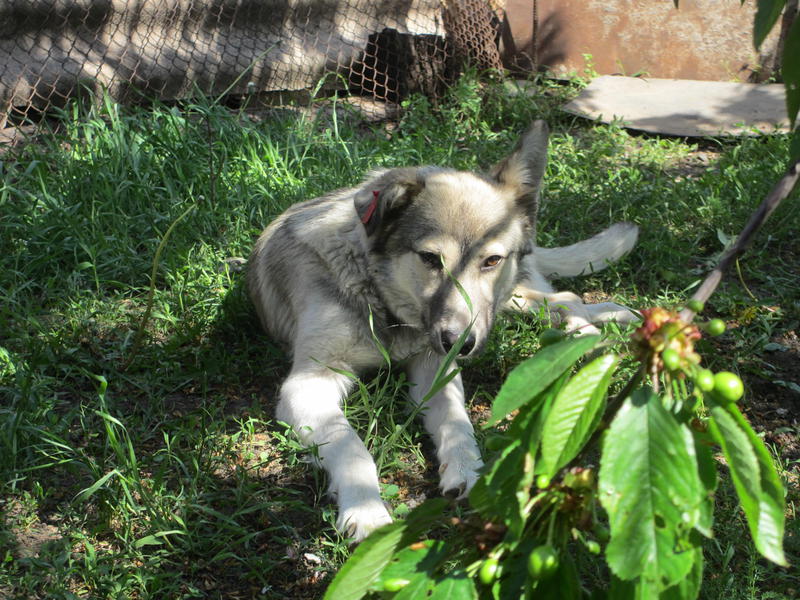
[418,252,442,269]
[482,255,503,269]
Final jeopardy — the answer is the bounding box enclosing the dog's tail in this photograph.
[535,222,638,278]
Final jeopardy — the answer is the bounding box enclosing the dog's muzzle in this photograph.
[437,328,477,357]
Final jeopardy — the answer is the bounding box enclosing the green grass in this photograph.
[1,75,798,598]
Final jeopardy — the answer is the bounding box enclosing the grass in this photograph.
[0,74,798,599]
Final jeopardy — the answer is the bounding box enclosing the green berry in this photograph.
[528,545,559,580]
[687,299,705,313]
[705,319,726,336]
[382,577,411,592]
[661,348,681,371]
[713,371,744,403]
[535,474,551,489]
[694,369,715,392]
[594,524,610,543]
[478,558,500,585]
[539,328,566,347]
[585,540,601,555]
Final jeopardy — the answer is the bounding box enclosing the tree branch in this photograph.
[679,158,800,322]
[562,157,800,475]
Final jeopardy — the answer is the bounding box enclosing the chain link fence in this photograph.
[0,0,505,141]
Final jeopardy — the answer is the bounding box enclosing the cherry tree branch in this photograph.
[679,158,800,322]
[562,157,800,475]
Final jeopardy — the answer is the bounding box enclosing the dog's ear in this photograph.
[491,120,549,216]
[354,168,424,236]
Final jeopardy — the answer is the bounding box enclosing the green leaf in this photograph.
[133,530,185,549]
[323,498,448,600]
[539,353,618,478]
[394,573,435,599]
[75,468,121,502]
[92,373,108,397]
[371,540,448,592]
[782,15,800,128]
[660,547,703,600]
[487,335,601,425]
[522,369,570,457]
[469,436,525,525]
[707,404,787,566]
[790,129,800,162]
[691,433,717,539]
[609,574,644,599]
[609,574,665,600]
[429,572,478,599]
[753,0,786,50]
[599,388,704,590]
[382,483,400,499]
[608,548,702,599]
[471,371,566,536]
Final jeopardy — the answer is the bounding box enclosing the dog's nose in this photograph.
[441,330,476,356]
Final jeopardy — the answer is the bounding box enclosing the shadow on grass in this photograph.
[0,277,351,598]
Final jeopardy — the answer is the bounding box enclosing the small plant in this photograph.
[323,303,787,599]
[324,124,799,597]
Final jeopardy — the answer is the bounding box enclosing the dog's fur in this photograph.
[247,121,638,541]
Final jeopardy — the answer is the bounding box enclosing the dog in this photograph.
[247,121,638,541]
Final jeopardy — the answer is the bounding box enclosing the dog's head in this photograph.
[356,122,550,358]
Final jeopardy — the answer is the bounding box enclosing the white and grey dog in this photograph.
[248,121,638,540]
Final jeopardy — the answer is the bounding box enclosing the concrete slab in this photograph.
[562,76,790,137]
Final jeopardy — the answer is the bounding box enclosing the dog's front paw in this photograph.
[439,455,483,500]
[564,315,601,336]
[336,500,393,542]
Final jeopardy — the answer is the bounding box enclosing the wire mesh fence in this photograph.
[0,0,505,139]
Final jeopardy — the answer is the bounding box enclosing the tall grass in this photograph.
[0,76,797,598]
